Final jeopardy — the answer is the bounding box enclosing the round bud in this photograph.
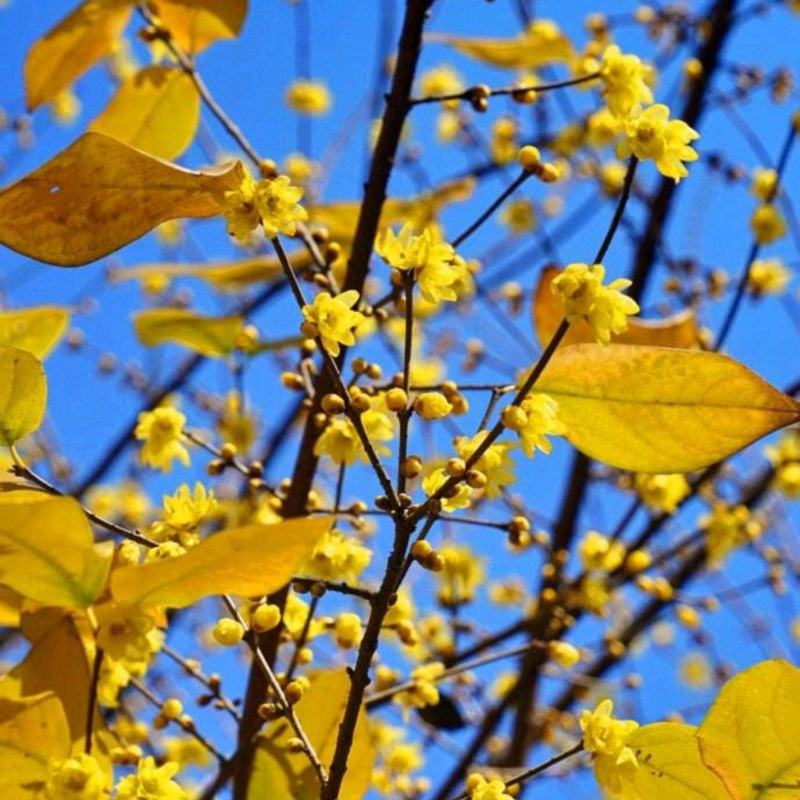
[518,145,542,172]
[411,540,433,561]
[212,618,244,647]
[385,387,409,412]
[465,469,487,489]
[401,455,423,479]
[321,393,346,415]
[161,697,183,721]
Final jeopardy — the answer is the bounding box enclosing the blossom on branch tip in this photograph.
[114,756,187,800]
[45,754,106,800]
[223,173,308,242]
[599,44,653,119]
[301,290,365,356]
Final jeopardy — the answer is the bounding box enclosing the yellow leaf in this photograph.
[134,308,244,357]
[89,66,200,160]
[0,586,24,628]
[698,660,800,800]
[151,0,248,53]
[0,491,112,609]
[533,267,699,349]
[0,345,46,445]
[536,344,800,473]
[24,0,133,110]
[594,723,728,800]
[108,252,300,291]
[0,693,71,798]
[0,132,245,266]
[111,516,331,609]
[0,608,112,769]
[0,306,70,359]
[248,669,374,800]
[435,23,573,69]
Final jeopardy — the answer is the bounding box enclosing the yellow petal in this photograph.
[151,0,248,53]
[698,659,800,800]
[0,345,46,445]
[533,267,699,349]
[0,132,245,266]
[0,490,112,609]
[24,0,133,110]
[89,66,200,160]
[134,308,244,357]
[0,693,71,797]
[536,344,800,472]
[0,306,70,359]
[595,722,728,800]
[248,669,375,800]
[111,516,331,609]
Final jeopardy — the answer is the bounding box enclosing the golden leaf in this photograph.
[24,0,133,110]
[533,267,700,349]
[0,307,70,359]
[134,308,244,357]
[151,0,248,53]
[698,660,800,800]
[0,693,71,798]
[89,66,201,160]
[111,516,331,609]
[593,722,729,800]
[0,586,24,628]
[0,345,46,445]
[0,490,112,609]
[536,344,800,473]
[0,132,245,266]
[248,669,375,800]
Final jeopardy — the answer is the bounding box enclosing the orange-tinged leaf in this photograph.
[0,306,70,359]
[0,490,112,609]
[434,22,573,69]
[593,722,728,800]
[698,660,800,800]
[0,345,46,445]
[89,66,201,160]
[134,308,244,357]
[248,669,375,800]
[0,132,245,266]
[151,0,248,53]
[24,0,133,110]
[533,266,700,349]
[536,344,800,473]
[0,693,71,798]
[111,516,331,609]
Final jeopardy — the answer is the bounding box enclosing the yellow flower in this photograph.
[393,662,445,711]
[217,390,258,453]
[314,403,393,465]
[114,757,187,800]
[551,262,639,344]
[701,502,763,564]
[419,64,464,106]
[163,736,211,769]
[49,88,82,125]
[375,223,467,304]
[598,160,628,195]
[224,173,307,242]
[299,527,372,583]
[751,167,778,201]
[549,640,581,668]
[87,480,151,527]
[455,431,516,498]
[95,602,157,663]
[585,106,624,148]
[422,467,472,512]
[302,290,365,356]
[679,652,713,689]
[516,393,565,457]
[624,103,699,182]
[748,258,791,295]
[334,612,363,648]
[256,174,308,238]
[223,171,261,243]
[490,116,518,165]
[437,109,462,143]
[285,79,332,115]
[750,204,787,244]
[634,472,690,514]
[284,151,318,185]
[467,774,514,800]
[775,462,800,498]
[414,391,452,420]
[579,531,626,572]
[150,482,218,547]
[599,44,653,119]
[499,198,537,235]
[135,407,190,472]
[45,753,106,800]
[580,699,639,762]
[437,544,484,606]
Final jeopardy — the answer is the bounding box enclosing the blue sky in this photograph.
[1,1,800,798]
